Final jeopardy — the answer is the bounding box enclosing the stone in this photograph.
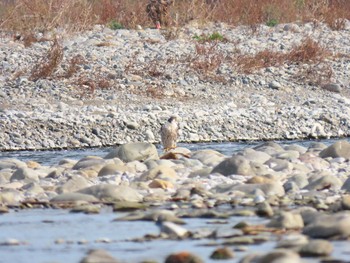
[0,189,23,205]
[50,193,99,203]
[72,157,105,170]
[304,174,342,191]
[341,195,350,210]
[269,81,283,90]
[302,212,350,238]
[113,201,147,211]
[165,252,203,263]
[212,155,255,176]
[319,140,350,160]
[78,184,143,202]
[10,167,39,183]
[70,204,101,214]
[56,176,92,194]
[267,212,304,229]
[157,220,189,238]
[105,142,159,162]
[246,176,274,184]
[300,239,333,257]
[79,249,120,263]
[276,234,308,249]
[322,83,341,93]
[149,179,174,189]
[97,163,126,176]
[239,148,271,164]
[141,165,178,181]
[190,150,226,167]
[256,201,274,217]
[229,183,285,197]
[0,159,26,170]
[265,158,292,172]
[210,247,234,260]
[257,249,301,263]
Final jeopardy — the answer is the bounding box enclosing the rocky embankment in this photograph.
[0,20,350,150]
[2,140,350,262]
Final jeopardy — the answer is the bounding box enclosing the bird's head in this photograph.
[168,116,178,123]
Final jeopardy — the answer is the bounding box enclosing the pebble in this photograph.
[0,21,350,150]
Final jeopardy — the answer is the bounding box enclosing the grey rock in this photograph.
[269,81,283,90]
[227,182,285,197]
[10,167,39,183]
[322,83,341,93]
[267,212,304,229]
[0,159,26,170]
[105,142,158,162]
[51,193,99,202]
[72,157,105,170]
[257,249,301,263]
[212,155,255,176]
[303,212,350,238]
[56,176,92,194]
[239,148,271,164]
[299,239,333,257]
[319,140,350,160]
[78,184,143,202]
[304,174,342,191]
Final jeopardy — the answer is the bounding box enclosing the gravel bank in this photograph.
[0,20,350,150]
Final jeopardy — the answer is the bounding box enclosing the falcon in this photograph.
[160,116,179,151]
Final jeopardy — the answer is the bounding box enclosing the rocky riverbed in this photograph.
[0,20,350,150]
[2,140,350,262]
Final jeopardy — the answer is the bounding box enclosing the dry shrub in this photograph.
[1,0,96,33]
[288,38,328,63]
[236,50,284,74]
[323,0,350,30]
[65,54,86,78]
[297,62,334,86]
[73,75,111,98]
[190,42,225,74]
[30,38,63,81]
[1,0,350,31]
[236,38,328,73]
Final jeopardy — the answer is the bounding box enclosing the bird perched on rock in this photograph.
[160,116,179,152]
[146,0,173,29]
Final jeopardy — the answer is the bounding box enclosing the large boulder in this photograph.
[212,155,255,176]
[56,176,93,194]
[78,184,143,202]
[302,212,350,238]
[105,142,158,162]
[10,167,39,183]
[319,140,350,159]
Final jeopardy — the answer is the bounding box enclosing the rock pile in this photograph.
[0,20,350,150]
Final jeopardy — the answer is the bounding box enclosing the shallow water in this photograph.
[1,208,350,263]
[0,209,273,263]
[0,138,343,166]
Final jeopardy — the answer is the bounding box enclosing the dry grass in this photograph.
[64,54,86,78]
[1,0,349,33]
[29,38,63,81]
[189,42,225,74]
[236,38,329,73]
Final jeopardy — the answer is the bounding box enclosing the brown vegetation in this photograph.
[0,0,349,33]
[29,37,63,81]
[236,38,329,74]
